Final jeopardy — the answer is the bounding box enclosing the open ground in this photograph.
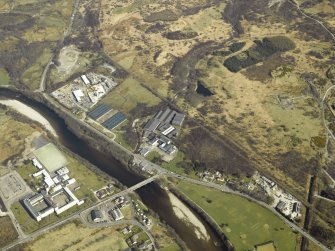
[177,181,298,251]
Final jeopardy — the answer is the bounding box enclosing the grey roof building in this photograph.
[91,209,102,222]
[143,118,161,132]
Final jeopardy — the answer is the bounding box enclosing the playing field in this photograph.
[33,143,67,173]
[99,77,161,113]
[177,182,297,251]
[23,221,128,251]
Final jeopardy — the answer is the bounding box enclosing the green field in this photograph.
[0,68,10,86]
[99,77,161,113]
[13,146,110,234]
[0,216,18,248]
[21,48,52,90]
[23,220,128,251]
[149,151,198,178]
[177,182,297,251]
[33,143,68,173]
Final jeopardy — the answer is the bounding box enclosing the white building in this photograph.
[32,158,43,170]
[73,89,84,102]
[87,84,106,103]
[162,126,175,136]
[56,167,69,176]
[81,74,90,85]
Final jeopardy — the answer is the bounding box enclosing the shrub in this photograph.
[224,36,295,72]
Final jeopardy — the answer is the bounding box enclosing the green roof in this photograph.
[33,143,67,173]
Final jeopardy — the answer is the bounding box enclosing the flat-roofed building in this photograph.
[102,112,126,130]
[144,118,161,132]
[110,208,124,221]
[73,89,84,102]
[23,193,55,222]
[87,104,113,120]
[162,125,175,136]
[81,74,90,85]
[91,209,102,222]
[172,112,186,126]
[56,167,69,176]
[32,158,43,170]
[33,143,68,173]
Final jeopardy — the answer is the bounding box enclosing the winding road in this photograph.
[2,0,335,250]
[2,174,160,251]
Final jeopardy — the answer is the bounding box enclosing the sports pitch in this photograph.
[177,181,297,251]
[33,143,67,173]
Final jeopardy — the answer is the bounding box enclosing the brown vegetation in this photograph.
[0,216,18,248]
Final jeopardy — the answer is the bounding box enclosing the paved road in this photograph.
[41,93,333,250]
[3,174,161,251]
[81,218,157,250]
[0,171,33,239]
[322,169,335,188]
[38,0,81,92]
[38,58,54,92]
[166,174,332,251]
[289,0,335,43]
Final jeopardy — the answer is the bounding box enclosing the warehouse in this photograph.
[172,112,185,126]
[144,118,161,132]
[81,74,90,85]
[87,104,113,120]
[91,209,103,222]
[102,112,127,130]
[33,143,68,173]
[72,89,84,102]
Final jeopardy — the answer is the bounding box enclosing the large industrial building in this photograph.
[87,104,127,130]
[143,107,185,138]
[140,107,184,157]
[87,104,113,120]
[110,208,124,221]
[23,144,84,222]
[33,143,68,173]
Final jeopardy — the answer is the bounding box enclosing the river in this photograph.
[0,88,226,251]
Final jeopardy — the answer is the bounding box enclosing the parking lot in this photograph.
[0,171,31,203]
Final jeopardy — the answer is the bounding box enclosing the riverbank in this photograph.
[0,99,57,137]
[171,188,234,251]
[0,87,226,251]
[167,191,210,242]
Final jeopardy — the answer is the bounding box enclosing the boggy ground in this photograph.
[98,0,335,248]
[99,0,333,191]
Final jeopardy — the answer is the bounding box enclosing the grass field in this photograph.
[0,216,18,248]
[177,181,298,251]
[113,121,135,151]
[13,145,110,234]
[16,163,41,190]
[99,77,161,113]
[0,0,74,90]
[0,110,34,163]
[23,220,128,251]
[11,199,87,235]
[0,68,10,86]
[21,48,52,90]
[65,153,110,202]
[151,151,197,179]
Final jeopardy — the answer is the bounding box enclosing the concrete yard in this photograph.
[0,171,31,203]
